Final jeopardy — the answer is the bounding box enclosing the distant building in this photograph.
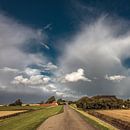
[40,101,58,107]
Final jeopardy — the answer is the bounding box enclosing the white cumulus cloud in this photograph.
[63,68,91,82]
[12,75,51,85]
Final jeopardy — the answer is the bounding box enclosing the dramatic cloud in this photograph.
[58,16,130,98]
[0,13,53,102]
[24,68,41,76]
[105,75,126,82]
[12,75,50,85]
[2,11,130,102]
[63,68,91,82]
[0,13,47,72]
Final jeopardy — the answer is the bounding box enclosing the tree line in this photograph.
[9,96,66,106]
[75,95,130,110]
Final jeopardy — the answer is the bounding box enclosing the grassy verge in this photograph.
[70,105,118,130]
[0,105,63,130]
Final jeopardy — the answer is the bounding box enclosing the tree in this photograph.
[57,98,63,103]
[9,99,22,106]
[46,96,56,104]
[57,98,66,105]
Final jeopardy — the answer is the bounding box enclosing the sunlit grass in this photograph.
[0,106,63,130]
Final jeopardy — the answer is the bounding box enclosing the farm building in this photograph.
[40,101,58,107]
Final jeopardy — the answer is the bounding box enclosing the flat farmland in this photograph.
[0,106,63,130]
[0,106,45,111]
[97,109,130,122]
[0,110,27,117]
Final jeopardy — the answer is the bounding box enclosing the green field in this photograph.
[0,105,45,111]
[0,105,63,130]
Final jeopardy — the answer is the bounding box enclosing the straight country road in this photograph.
[37,105,96,130]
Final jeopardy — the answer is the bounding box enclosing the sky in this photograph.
[1,0,130,103]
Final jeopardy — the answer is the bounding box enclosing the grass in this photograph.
[0,105,63,130]
[97,109,130,123]
[70,105,118,130]
[0,106,45,111]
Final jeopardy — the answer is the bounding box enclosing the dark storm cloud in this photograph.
[1,0,130,103]
[58,16,130,99]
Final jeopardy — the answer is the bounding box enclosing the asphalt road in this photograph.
[37,105,96,130]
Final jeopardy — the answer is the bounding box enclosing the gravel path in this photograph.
[37,105,97,130]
